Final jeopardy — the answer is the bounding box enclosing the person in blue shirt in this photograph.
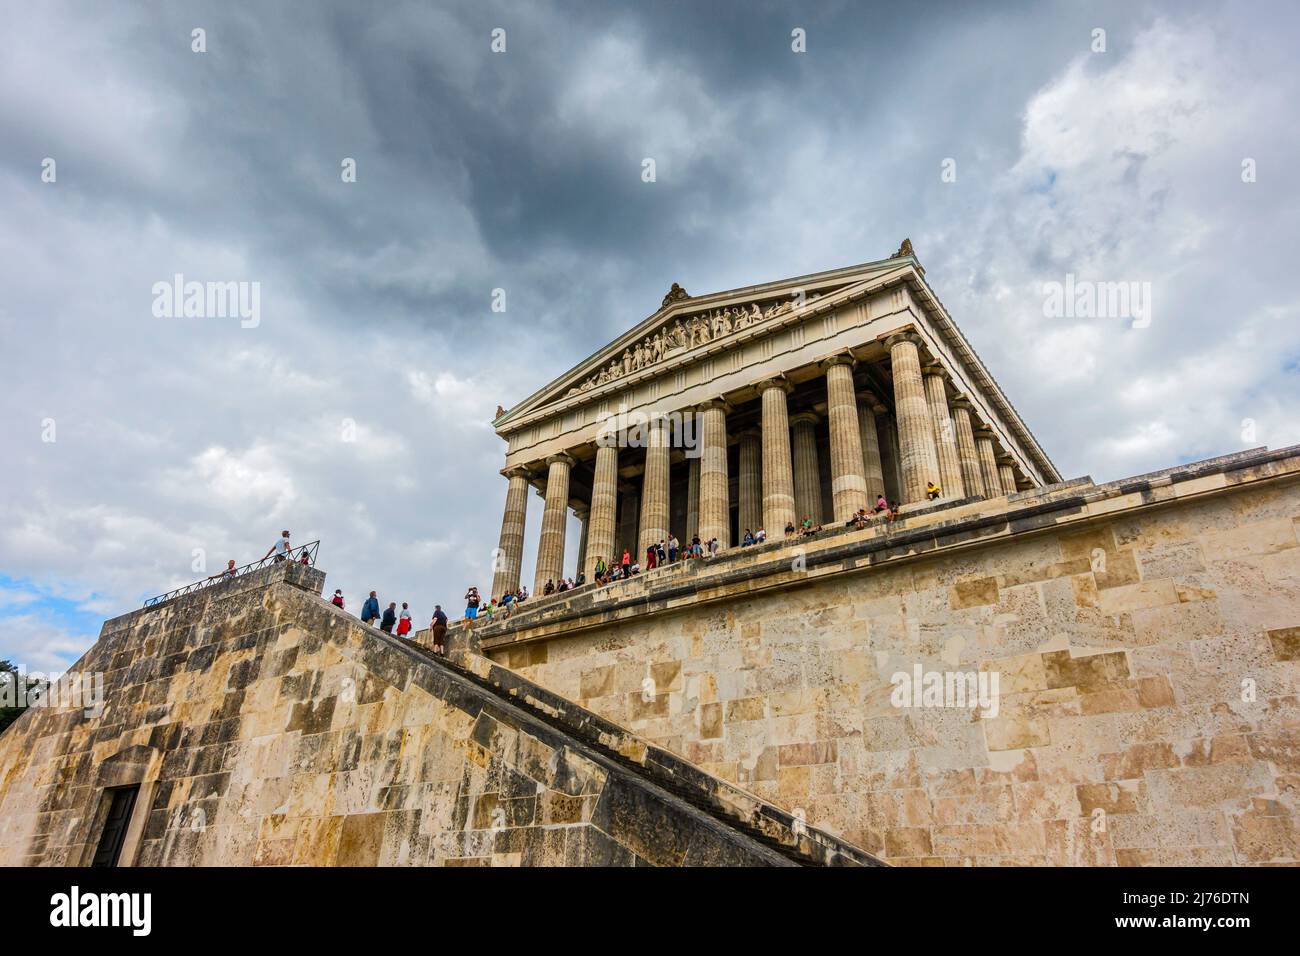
[360,591,380,625]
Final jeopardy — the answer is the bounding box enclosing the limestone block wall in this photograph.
[484,447,1300,865]
[0,563,874,867]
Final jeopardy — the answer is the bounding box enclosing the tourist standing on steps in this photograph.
[331,589,344,609]
[380,602,397,633]
[646,543,658,570]
[264,529,291,562]
[431,605,448,655]
[360,591,380,625]
[621,549,631,576]
[464,586,481,619]
[396,602,412,637]
[667,534,679,563]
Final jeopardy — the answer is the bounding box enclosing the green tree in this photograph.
[0,660,33,734]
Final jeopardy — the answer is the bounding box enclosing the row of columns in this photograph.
[491,330,1031,598]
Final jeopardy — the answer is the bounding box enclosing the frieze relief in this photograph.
[565,290,835,397]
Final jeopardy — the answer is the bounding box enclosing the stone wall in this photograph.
[0,563,876,866]
[473,446,1300,865]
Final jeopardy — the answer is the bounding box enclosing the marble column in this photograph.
[921,365,965,500]
[686,456,700,543]
[586,444,618,580]
[949,396,986,498]
[490,466,532,600]
[857,391,887,504]
[822,356,869,521]
[638,415,671,559]
[875,405,902,504]
[573,504,589,578]
[534,453,574,592]
[974,428,1004,498]
[997,456,1019,495]
[758,379,796,533]
[789,411,824,524]
[738,428,762,539]
[697,400,730,548]
[617,483,639,561]
[885,332,941,503]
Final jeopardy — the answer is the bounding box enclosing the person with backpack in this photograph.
[380,602,397,633]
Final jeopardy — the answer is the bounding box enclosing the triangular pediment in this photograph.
[496,254,916,428]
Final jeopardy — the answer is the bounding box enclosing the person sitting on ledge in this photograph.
[331,589,344,608]
[872,493,889,514]
[785,521,797,536]
[575,571,586,587]
[517,585,529,602]
[926,480,941,501]
[742,528,754,546]
[543,578,555,596]
[755,527,766,543]
[631,562,641,575]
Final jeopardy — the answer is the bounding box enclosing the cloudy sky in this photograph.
[2,0,1298,674]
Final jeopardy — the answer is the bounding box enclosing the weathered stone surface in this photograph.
[469,445,1300,866]
[0,563,876,868]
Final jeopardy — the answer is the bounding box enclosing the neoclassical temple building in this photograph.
[489,241,1059,598]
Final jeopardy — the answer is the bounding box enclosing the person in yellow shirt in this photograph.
[926,480,941,501]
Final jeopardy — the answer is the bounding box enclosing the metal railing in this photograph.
[142,541,320,608]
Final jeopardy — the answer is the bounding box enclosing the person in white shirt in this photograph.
[264,530,291,561]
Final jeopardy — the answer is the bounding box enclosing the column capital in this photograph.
[973,425,995,439]
[754,376,793,395]
[501,465,533,481]
[790,410,821,428]
[950,393,974,411]
[545,452,577,468]
[818,352,856,371]
[694,398,732,414]
[995,454,1016,467]
[855,388,879,405]
[882,329,923,350]
[920,363,949,380]
[571,502,590,517]
[738,426,763,441]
